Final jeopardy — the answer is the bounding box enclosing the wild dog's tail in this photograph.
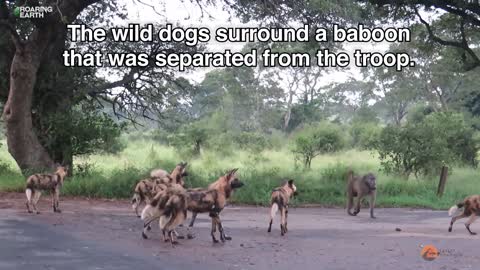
[448,202,465,216]
[25,188,32,202]
[159,213,171,230]
[131,193,141,207]
[141,204,162,222]
[270,203,279,220]
[160,194,187,231]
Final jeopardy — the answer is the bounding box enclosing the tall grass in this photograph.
[0,138,478,209]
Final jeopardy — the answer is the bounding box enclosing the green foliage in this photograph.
[168,122,209,158]
[41,105,126,157]
[373,112,478,178]
[292,122,345,169]
[350,122,381,149]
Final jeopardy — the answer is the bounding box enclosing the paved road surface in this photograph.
[0,193,478,270]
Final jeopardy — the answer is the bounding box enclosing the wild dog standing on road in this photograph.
[448,195,480,235]
[131,162,188,217]
[268,179,297,236]
[346,170,377,219]
[158,185,189,246]
[187,169,244,243]
[25,166,69,214]
[150,162,188,184]
[141,183,185,241]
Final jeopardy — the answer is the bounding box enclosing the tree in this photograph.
[0,1,200,173]
[372,112,478,178]
[368,0,480,71]
[292,122,345,169]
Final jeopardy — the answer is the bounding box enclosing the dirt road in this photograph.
[0,193,478,270]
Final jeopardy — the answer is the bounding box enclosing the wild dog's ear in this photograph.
[225,168,238,181]
[288,179,294,187]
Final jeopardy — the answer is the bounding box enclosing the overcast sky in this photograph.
[120,0,390,86]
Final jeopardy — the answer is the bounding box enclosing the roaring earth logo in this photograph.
[13,6,53,18]
[420,245,440,261]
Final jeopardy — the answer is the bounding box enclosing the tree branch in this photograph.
[0,20,22,47]
[413,6,480,70]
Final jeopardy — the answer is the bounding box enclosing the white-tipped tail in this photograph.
[25,188,32,202]
[270,203,279,220]
[141,205,161,221]
[448,205,459,217]
[159,214,171,229]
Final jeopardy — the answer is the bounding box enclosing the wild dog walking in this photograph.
[131,162,188,217]
[268,179,297,236]
[25,166,69,214]
[150,162,188,184]
[448,195,480,235]
[186,169,244,243]
[140,182,181,238]
[158,185,189,246]
[346,170,377,218]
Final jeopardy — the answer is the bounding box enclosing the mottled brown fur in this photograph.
[186,169,244,243]
[25,166,69,214]
[448,195,480,235]
[158,185,189,246]
[268,179,297,236]
[346,170,377,219]
[131,162,188,217]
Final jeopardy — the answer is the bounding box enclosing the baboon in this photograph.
[448,195,480,235]
[346,170,377,219]
[268,179,297,236]
[25,166,69,214]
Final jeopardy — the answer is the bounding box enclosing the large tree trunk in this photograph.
[1,0,99,174]
[3,31,56,173]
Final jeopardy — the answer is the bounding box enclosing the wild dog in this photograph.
[346,170,377,218]
[186,169,244,243]
[268,179,297,236]
[131,162,188,217]
[186,185,240,227]
[25,166,69,214]
[150,161,188,184]
[448,195,480,235]
[158,185,189,246]
[140,183,185,240]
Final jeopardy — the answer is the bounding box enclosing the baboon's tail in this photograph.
[270,203,279,220]
[448,202,465,216]
[25,188,32,202]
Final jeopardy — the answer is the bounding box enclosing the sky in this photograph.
[120,0,391,86]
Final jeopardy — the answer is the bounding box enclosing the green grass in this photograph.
[0,138,478,209]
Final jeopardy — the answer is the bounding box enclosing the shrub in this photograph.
[168,123,208,157]
[292,122,345,169]
[350,122,381,149]
[372,112,478,178]
[232,132,270,153]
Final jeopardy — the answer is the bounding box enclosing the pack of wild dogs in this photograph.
[24,163,480,246]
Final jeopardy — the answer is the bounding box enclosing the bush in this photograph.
[350,122,381,149]
[372,112,478,178]
[168,123,208,157]
[292,122,345,169]
[232,132,270,153]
